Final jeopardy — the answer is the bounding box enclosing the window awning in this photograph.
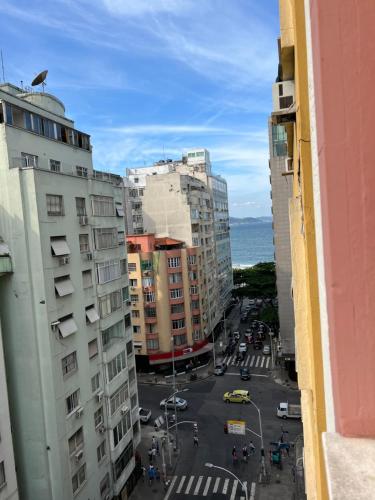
[55,278,74,297]
[51,239,70,256]
[116,206,125,217]
[86,307,100,323]
[133,342,143,348]
[58,317,78,338]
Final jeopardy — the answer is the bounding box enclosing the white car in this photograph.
[138,407,152,424]
[160,396,188,411]
[263,345,271,355]
[239,342,247,353]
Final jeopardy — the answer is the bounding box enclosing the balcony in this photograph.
[144,315,157,324]
[170,311,185,321]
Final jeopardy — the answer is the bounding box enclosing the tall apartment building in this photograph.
[0,240,18,500]
[268,55,296,373]
[0,84,140,500]
[125,148,232,336]
[126,234,211,370]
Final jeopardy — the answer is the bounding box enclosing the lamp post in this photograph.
[170,336,178,451]
[205,463,248,500]
[248,399,266,480]
[165,385,189,454]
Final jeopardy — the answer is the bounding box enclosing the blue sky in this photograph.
[1,0,280,217]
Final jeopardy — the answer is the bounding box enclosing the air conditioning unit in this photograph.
[285,157,293,172]
[75,406,84,418]
[96,390,104,402]
[121,406,128,415]
[126,300,131,306]
[131,303,137,307]
[272,81,295,112]
[59,256,70,265]
[79,215,88,226]
[86,252,93,261]
[98,424,106,434]
[75,449,83,462]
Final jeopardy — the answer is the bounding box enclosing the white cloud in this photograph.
[102,0,194,16]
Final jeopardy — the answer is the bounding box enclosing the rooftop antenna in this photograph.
[0,50,5,83]
[31,69,48,92]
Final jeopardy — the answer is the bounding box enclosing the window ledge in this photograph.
[323,432,375,500]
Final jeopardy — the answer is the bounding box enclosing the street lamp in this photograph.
[205,463,248,500]
[165,386,189,454]
[248,399,266,480]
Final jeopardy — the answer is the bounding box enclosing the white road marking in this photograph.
[260,356,265,368]
[241,360,245,366]
[255,356,260,368]
[242,481,247,494]
[176,476,186,494]
[250,355,255,367]
[202,477,212,496]
[185,476,195,494]
[245,355,250,366]
[266,357,271,368]
[163,476,177,500]
[213,477,220,493]
[194,476,203,495]
[230,480,238,500]
[227,356,232,365]
[250,481,256,500]
[222,478,229,494]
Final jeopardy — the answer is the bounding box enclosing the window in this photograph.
[172,319,185,330]
[126,340,133,356]
[173,334,187,346]
[62,352,77,377]
[113,410,131,447]
[188,255,196,265]
[94,228,118,250]
[191,299,200,310]
[46,194,64,216]
[94,407,104,428]
[138,189,144,197]
[171,303,184,314]
[130,294,138,302]
[146,339,159,350]
[91,196,115,216]
[169,272,182,284]
[144,307,156,318]
[72,464,86,494]
[118,230,125,245]
[193,330,201,341]
[50,159,61,172]
[124,313,131,328]
[66,389,80,415]
[142,277,154,287]
[99,290,122,318]
[122,286,129,302]
[50,236,70,256]
[76,165,88,177]
[57,314,78,338]
[131,393,137,409]
[76,197,86,216]
[192,315,201,325]
[144,291,155,303]
[190,285,198,295]
[134,177,139,183]
[68,427,83,455]
[129,367,135,384]
[129,279,138,287]
[107,350,126,382]
[110,382,129,415]
[120,259,127,275]
[21,152,38,168]
[88,339,98,359]
[170,288,183,299]
[128,262,136,272]
[132,310,140,318]
[141,260,152,271]
[97,441,106,463]
[79,234,89,253]
[133,325,141,334]
[82,269,92,289]
[0,461,5,489]
[54,275,74,297]
[100,474,110,497]
[189,271,198,280]
[114,442,133,481]
[167,257,180,268]
[91,372,100,393]
[101,320,125,348]
[96,260,121,284]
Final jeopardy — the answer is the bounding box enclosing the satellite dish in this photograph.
[31,70,48,88]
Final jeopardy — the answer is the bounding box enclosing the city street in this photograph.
[133,303,302,500]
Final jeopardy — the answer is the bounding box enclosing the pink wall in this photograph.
[310,0,375,436]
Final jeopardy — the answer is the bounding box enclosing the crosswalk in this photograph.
[223,353,271,370]
[165,474,255,499]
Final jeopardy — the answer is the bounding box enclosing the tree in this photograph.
[232,262,277,299]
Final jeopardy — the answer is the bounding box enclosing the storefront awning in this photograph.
[149,342,212,366]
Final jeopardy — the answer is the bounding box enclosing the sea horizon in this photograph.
[230,221,274,268]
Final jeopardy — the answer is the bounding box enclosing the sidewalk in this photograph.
[137,361,213,386]
[271,364,298,391]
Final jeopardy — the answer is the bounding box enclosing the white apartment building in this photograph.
[0,84,140,500]
[0,240,18,500]
[125,148,232,334]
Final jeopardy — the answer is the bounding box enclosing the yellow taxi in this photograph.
[223,389,250,404]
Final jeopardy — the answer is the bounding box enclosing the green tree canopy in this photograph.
[232,262,276,299]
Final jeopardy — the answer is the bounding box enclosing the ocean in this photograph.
[230,222,274,267]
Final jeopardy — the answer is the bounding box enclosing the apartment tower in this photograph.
[0,84,140,500]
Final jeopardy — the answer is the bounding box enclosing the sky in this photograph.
[0,0,280,217]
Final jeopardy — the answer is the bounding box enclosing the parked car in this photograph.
[240,367,251,380]
[223,389,250,404]
[139,407,152,424]
[214,362,227,376]
[263,345,271,355]
[254,341,263,350]
[249,299,255,305]
[277,402,301,419]
[233,331,240,341]
[160,396,188,411]
[239,342,247,353]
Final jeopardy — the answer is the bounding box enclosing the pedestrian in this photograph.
[242,445,248,463]
[155,467,161,482]
[249,441,255,455]
[148,465,155,486]
[232,446,237,464]
[152,435,156,449]
[193,435,199,447]
[141,466,146,482]
[148,448,153,464]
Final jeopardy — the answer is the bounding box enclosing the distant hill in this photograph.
[229,216,272,225]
